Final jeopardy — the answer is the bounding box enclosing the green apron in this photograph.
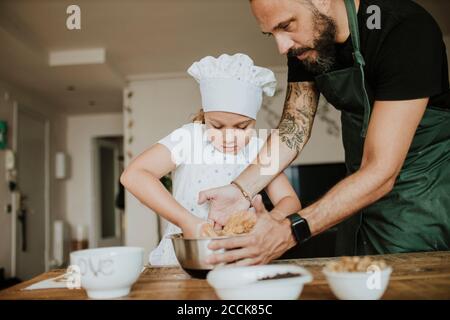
[314,0,450,255]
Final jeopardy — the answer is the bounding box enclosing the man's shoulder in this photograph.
[360,0,443,68]
[361,0,441,37]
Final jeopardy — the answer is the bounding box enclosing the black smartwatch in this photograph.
[287,213,311,245]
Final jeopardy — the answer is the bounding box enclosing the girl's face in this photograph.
[204,111,256,154]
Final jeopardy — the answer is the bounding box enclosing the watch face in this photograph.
[291,217,311,244]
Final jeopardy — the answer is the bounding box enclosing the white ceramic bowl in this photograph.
[70,246,144,299]
[323,266,392,300]
[207,264,313,300]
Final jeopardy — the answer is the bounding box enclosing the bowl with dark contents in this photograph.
[168,233,231,279]
[206,264,313,300]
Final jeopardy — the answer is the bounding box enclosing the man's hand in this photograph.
[205,195,297,266]
[198,184,251,229]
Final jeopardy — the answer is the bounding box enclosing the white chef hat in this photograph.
[187,53,277,120]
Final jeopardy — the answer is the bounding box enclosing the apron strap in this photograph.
[344,0,364,66]
[344,0,371,137]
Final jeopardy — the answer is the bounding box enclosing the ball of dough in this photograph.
[222,211,257,236]
[198,211,257,238]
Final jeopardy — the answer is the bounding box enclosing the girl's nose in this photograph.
[224,130,236,142]
[274,33,294,55]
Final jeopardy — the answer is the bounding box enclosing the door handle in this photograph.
[17,196,28,252]
[17,208,27,252]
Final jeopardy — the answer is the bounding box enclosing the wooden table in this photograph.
[1,251,449,300]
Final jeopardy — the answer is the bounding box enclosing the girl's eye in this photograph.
[213,125,222,129]
[237,122,251,130]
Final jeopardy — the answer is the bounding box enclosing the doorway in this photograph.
[13,104,49,280]
[92,136,124,247]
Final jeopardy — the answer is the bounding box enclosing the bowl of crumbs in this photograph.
[168,211,257,279]
[207,264,313,300]
[323,256,392,300]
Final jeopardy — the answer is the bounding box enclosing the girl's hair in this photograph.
[192,108,205,123]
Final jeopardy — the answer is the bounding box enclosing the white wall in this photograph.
[65,113,123,248]
[124,70,345,257]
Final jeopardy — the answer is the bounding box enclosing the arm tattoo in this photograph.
[278,82,319,153]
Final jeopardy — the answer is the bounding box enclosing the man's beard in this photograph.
[288,11,337,75]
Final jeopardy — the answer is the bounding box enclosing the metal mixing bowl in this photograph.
[168,233,229,279]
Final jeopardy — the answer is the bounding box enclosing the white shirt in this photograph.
[149,122,264,265]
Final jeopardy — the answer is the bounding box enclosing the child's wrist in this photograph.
[179,213,201,229]
[230,181,252,204]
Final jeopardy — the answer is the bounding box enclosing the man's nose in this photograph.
[274,34,294,55]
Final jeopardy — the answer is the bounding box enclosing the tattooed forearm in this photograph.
[278,82,319,153]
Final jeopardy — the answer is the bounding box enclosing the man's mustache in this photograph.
[288,47,313,57]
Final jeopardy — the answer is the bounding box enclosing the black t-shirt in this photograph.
[287,0,450,109]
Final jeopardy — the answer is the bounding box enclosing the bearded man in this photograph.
[199,0,450,265]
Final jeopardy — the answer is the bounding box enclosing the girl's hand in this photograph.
[198,184,251,230]
[181,216,212,239]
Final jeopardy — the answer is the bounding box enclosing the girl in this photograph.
[121,53,301,265]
